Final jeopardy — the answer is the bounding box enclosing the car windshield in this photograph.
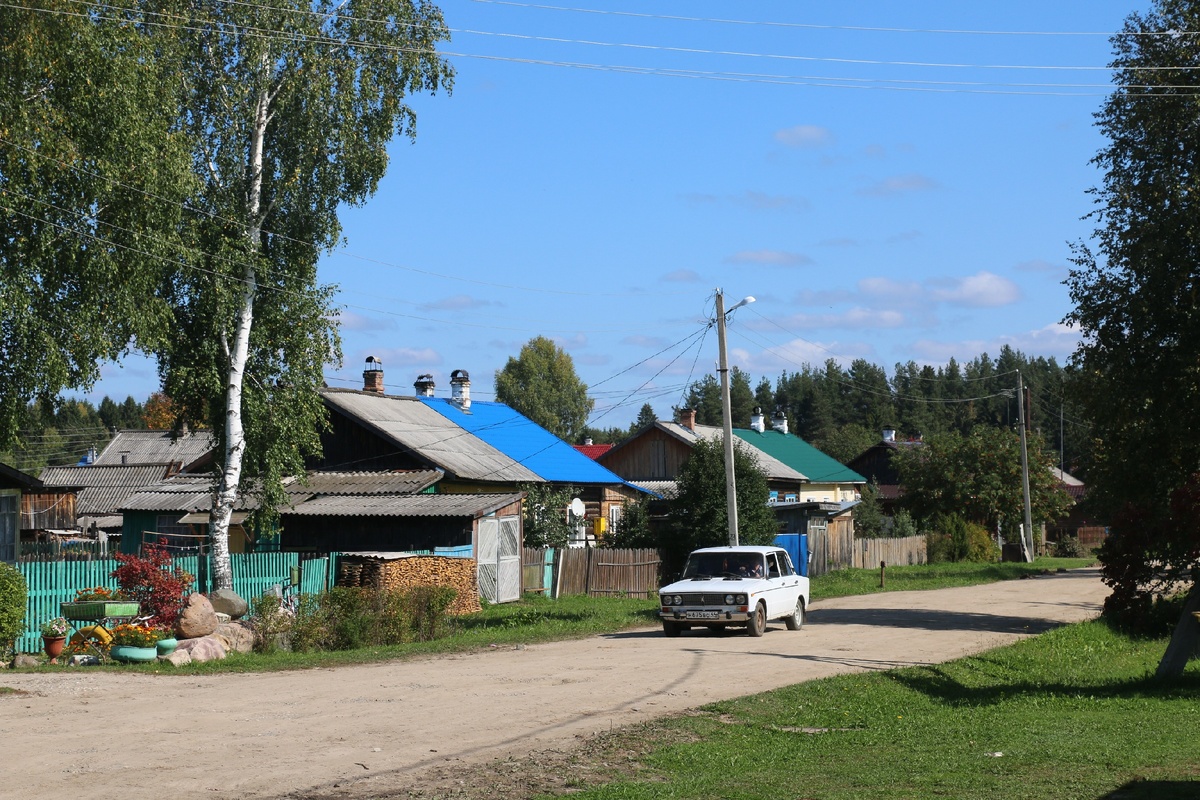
[682,553,766,579]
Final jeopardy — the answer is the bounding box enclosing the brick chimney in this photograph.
[363,356,384,393]
[414,373,435,397]
[678,408,696,431]
[450,369,471,410]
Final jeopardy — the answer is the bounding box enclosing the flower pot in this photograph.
[156,637,178,657]
[109,645,158,663]
[42,636,66,663]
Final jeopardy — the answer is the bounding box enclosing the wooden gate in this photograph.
[477,515,521,603]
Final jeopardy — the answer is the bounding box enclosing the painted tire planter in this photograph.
[155,637,178,657]
[110,645,158,663]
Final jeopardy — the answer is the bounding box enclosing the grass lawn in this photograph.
[813,557,1097,601]
[543,620,1200,800]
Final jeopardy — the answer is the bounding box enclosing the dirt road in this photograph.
[0,568,1107,800]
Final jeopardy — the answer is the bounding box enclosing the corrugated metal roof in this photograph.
[321,390,542,483]
[93,430,215,467]
[120,475,258,513]
[631,480,677,499]
[657,421,807,482]
[39,465,173,514]
[282,492,522,518]
[420,397,628,485]
[284,469,442,496]
[732,428,866,485]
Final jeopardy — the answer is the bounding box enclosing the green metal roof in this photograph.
[731,429,866,484]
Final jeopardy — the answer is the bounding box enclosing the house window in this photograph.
[609,504,622,528]
[0,492,16,563]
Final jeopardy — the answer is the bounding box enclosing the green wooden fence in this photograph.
[15,552,338,654]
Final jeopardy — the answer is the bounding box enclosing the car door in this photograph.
[765,550,802,618]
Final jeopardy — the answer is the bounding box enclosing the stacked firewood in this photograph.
[336,555,481,615]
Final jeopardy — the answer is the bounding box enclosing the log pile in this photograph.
[336,554,481,615]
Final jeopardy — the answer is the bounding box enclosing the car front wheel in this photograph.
[747,603,766,637]
[663,620,683,637]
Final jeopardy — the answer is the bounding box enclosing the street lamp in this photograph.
[715,290,755,546]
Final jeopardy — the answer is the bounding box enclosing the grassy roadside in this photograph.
[394,620,1199,800]
[6,557,1094,675]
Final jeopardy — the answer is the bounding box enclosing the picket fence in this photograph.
[15,552,334,654]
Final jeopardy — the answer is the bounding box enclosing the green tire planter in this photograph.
[110,645,158,663]
[155,637,178,657]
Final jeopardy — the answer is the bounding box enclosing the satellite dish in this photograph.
[569,498,586,519]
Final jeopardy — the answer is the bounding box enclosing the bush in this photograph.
[0,562,27,656]
[111,545,193,627]
[1054,535,1087,558]
[405,585,457,641]
[924,514,1000,563]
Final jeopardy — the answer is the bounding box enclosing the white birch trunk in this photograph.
[207,74,271,590]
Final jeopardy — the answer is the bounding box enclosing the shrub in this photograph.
[924,514,1000,563]
[1054,535,1087,558]
[0,562,27,656]
[111,545,193,627]
[404,585,457,641]
[249,592,292,654]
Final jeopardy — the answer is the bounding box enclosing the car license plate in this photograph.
[685,610,720,620]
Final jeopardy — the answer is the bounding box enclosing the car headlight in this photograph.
[724,594,734,605]
[673,595,683,606]
[736,594,747,604]
[659,595,671,606]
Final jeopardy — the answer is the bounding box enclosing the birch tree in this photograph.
[155,0,452,588]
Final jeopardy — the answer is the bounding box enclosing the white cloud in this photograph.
[1015,259,1069,280]
[856,173,939,197]
[929,271,1022,308]
[773,124,834,148]
[724,250,813,267]
[622,335,670,348]
[376,347,443,366]
[735,191,808,211]
[662,269,702,283]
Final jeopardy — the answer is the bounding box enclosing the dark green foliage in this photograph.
[892,428,1072,539]
[521,483,581,548]
[404,585,458,641]
[854,479,884,539]
[495,337,594,441]
[0,562,27,655]
[924,513,999,563]
[1054,534,1087,559]
[251,585,457,652]
[1066,1,1200,639]
[604,496,655,549]
[663,437,776,575]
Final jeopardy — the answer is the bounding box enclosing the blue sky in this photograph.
[86,1,1150,429]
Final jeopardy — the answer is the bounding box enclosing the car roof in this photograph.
[690,546,781,554]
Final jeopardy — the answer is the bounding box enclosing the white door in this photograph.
[477,515,521,604]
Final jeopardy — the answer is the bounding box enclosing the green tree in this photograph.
[520,483,580,549]
[663,437,777,575]
[891,428,1071,540]
[0,0,193,447]
[813,422,876,466]
[148,0,453,589]
[495,336,594,442]
[854,478,884,539]
[605,496,655,549]
[678,375,722,426]
[633,403,657,432]
[1065,0,1200,675]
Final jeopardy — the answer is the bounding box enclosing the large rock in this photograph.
[163,649,193,667]
[208,588,249,620]
[176,636,227,662]
[10,654,39,669]
[213,621,255,654]
[176,593,219,639]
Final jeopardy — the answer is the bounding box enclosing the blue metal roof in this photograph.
[418,398,627,485]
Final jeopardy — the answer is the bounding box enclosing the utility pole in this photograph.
[1017,371,1035,563]
[715,290,754,547]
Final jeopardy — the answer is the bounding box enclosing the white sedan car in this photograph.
[658,545,809,637]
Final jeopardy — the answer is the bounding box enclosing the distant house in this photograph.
[844,427,919,513]
[599,408,864,505]
[313,364,643,538]
[38,428,217,541]
[573,441,614,460]
[1,461,79,561]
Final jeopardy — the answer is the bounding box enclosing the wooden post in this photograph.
[584,545,593,597]
[880,560,886,589]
